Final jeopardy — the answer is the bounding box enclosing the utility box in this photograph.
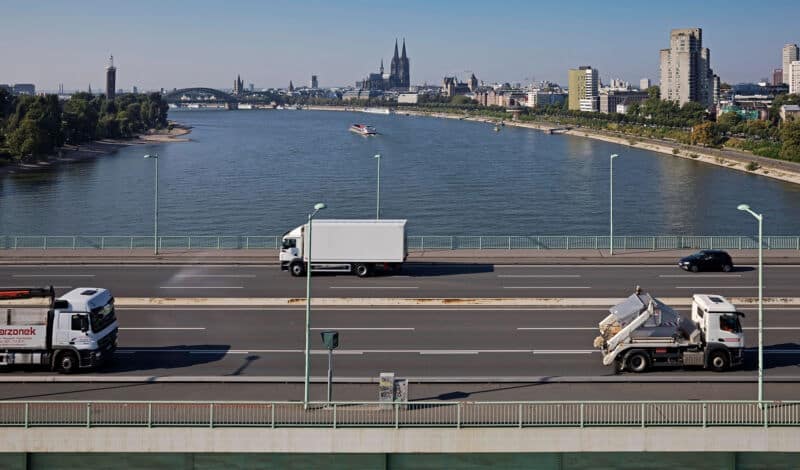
[320,331,339,350]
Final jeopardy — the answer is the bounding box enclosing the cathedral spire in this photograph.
[393,39,399,59]
[401,38,407,59]
[380,58,384,74]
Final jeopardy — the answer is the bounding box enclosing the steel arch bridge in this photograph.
[163,88,237,103]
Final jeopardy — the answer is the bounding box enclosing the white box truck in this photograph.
[280,219,407,277]
[593,287,745,373]
[0,286,119,373]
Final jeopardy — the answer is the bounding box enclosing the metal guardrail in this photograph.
[1,235,799,250]
[0,401,797,428]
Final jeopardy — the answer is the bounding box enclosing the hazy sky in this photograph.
[3,0,798,92]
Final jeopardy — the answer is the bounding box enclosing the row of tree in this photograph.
[0,91,169,161]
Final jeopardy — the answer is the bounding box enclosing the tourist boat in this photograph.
[349,124,378,136]
[362,107,391,115]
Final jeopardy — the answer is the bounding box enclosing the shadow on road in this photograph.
[104,344,232,373]
[413,382,546,402]
[401,263,495,277]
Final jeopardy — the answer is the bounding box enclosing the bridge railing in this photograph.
[0,400,796,428]
[1,235,799,251]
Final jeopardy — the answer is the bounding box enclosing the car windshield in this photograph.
[719,314,742,334]
[89,300,116,332]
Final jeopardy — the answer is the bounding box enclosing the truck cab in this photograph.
[52,288,119,371]
[691,294,745,369]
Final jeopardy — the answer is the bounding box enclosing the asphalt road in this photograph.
[0,263,798,298]
[1,305,798,401]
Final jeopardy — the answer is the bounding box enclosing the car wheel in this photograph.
[722,264,732,272]
[690,265,699,273]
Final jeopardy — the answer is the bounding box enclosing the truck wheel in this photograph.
[626,351,649,373]
[708,350,730,372]
[722,264,733,273]
[289,262,305,277]
[57,352,78,374]
[353,263,371,278]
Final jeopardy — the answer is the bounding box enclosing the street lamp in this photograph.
[144,154,159,255]
[374,154,381,219]
[304,201,326,408]
[609,154,618,256]
[738,203,764,404]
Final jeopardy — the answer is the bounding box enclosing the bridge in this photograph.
[162,87,241,109]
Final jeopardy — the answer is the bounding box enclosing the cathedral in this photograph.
[356,39,410,91]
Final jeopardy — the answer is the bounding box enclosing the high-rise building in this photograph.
[782,44,799,85]
[789,61,800,94]
[773,69,784,86]
[106,55,117,100]
[311,75,318,89]
[640,78,651,91]
[659,28,715,108]
[568,66,599,112]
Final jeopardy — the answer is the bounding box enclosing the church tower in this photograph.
[106,55,117,100]
[390,39,401,88]
[400,38,410,89]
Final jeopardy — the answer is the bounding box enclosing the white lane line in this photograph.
[517,327,594,330]
[159,286,244,289]
[117,307,614,311]
[498,275,581,278]
[675,286,756,289]
[0,286,72,289]
[328,285,420,289]
[117,348,603,355]
[533,350,595,355]
[11,274,95,278]
[310,327,415,331]
[495,264,679,268]
[173,274,257,278]
[119,327,206,331]
[660,274,742,278]
[503,286,591,289]
[419,351,479,355]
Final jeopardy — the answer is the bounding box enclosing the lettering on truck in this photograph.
[0,328,38,335]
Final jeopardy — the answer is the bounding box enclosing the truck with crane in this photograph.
[594,287,745,373]
[0,287,118,373]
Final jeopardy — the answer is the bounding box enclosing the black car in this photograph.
[678,250,734,272]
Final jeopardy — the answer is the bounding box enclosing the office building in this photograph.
[106,55,117,100]
[311,75,318,89]
[526,90,567,108]
[659,28,716,108]
[789,60,800,94]
[640,78,651,91]
[599,90,649,114]
[773,69,784,86]
[783,44,799,85]
[568,66,599,111]
[12,83,35,95]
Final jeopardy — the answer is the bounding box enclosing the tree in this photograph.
[716,111,742,134]
[690,122,721,147]
[780,121,800,162]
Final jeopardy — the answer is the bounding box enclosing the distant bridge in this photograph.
[163,88,238,104]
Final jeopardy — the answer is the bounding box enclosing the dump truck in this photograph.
[0,287,119,373]
[280,219,407,277]
[593,287,745,372]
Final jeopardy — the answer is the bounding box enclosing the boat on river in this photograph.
[349,124,378,136]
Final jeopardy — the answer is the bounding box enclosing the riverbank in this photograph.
[0,123,191,175]
[305,105,800,186]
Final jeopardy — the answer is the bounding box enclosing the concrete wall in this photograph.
[1,427,799,454]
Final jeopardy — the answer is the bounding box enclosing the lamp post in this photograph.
[609,153,618,255]
[737,203,763,404]
[374,154,381,219]
[144,154,159,255]
[304,202,326,409]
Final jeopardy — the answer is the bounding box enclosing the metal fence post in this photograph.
[580,403,585,428]
[13,237,18,250]
[595,236,598,250]
[420,236,424,251]
[246,236,250,250]
[271,404,276,428]
[130,237,134,250]
[652,237,656,251]
[86,402,91,428]
[508,236,511,250]
[763,403,769,428]
[566,237,570,250]
[518,403,523,428]
[394,403,399,429]
[24,403,29,428]
[101,236,105,250]
[72,236,76,250]
[147,403,152,428]
[479,236,482,250]
[450,236,454,250]
[641,403,645,428]
[209,403,214,428]
[456,402,461,429]
[333,404,337,429]
[739,236,742,250]
[702,403,707,428]
[188,236,192,250]
[43,237,47,250]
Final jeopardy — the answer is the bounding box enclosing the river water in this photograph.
[1,109,799,236]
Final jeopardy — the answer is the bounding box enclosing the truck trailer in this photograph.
[593,288,744,373]
[0,287,119,373]
[280,219,407,277]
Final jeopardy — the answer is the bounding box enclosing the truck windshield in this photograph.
[719,314,742,334]
[282,239,296,249]
[89,300,116,332]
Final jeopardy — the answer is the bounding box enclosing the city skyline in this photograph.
[2,0,799,91]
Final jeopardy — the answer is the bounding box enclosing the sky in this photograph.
[2,0,799,92]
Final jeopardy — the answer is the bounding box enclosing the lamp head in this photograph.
[374,154,381,159]
[144,154,158,159]
[314,202,327,211]
[737,204,750,211]
[610,154,619,159]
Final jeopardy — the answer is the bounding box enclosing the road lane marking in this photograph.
[498,275,581,278]
[660,275,742,278]
[329,286,419,289]
[159,286,245,289]
[532,350,595,354]
[310,327,415,331]
[419,351,478,355]
[11,274,95,278]
[0,286,72,289]
[503,286,591,289]
[517,327,594,330]
[119,327,206,330]
[675,286,756,289]
[173,274,257,278]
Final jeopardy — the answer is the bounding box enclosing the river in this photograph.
[1,109,799,236]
